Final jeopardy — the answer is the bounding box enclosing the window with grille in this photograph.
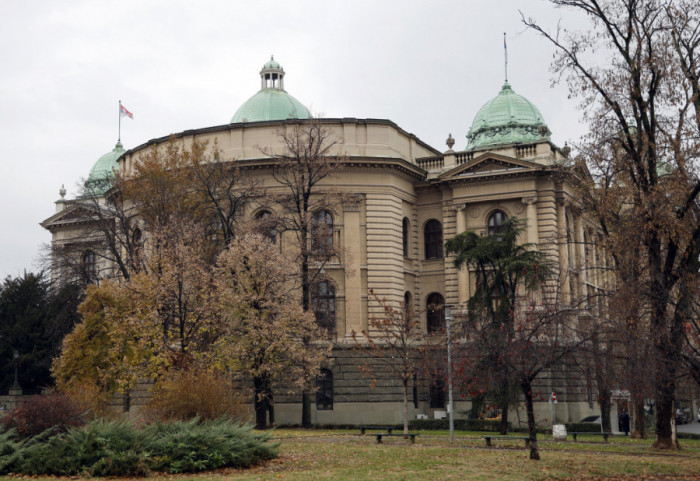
[312,281,336,332]
[424,219,443,259]
[426,292,445,333]
[316,369,333,410]
[311,210,333,255]
[487,210,508,238]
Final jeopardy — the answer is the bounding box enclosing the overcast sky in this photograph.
[0,0,590,280]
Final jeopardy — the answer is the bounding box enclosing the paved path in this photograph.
[677,420,700,434]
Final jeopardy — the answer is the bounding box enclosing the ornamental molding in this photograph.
[342,194,363,212]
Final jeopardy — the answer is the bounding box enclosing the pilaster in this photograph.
[342,195,363,337]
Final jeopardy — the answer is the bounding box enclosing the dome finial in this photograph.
[59,184,66,199]
[504,32,508,83]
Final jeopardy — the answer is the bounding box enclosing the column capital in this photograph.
[448,201,467,212]
[342,194,363,212]
[522,196,538,206]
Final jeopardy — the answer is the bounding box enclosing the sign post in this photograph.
[550,392,558,425]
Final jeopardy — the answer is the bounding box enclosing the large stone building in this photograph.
[43,57,611,426]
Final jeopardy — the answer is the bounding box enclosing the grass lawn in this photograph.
[3,430,699,481]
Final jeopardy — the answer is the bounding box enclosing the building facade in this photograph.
[43,58,613,426]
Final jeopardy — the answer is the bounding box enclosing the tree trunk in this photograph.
[599,388,612,434]
[653,382,679,449]
[300,237,313,429]
[520,377,540,461]
[301,392,312,428]
[499,398,509,435]
[403,378,409,435]
[631,398,646,439]
[254,376,267,430]
[267,386,275,427]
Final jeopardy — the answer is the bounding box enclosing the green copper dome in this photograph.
[466,82,550,151]
[232,89,310,123]
[84,141,124,194]
[231,56,311,123]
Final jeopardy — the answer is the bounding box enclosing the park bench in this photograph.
[483,435,531,447]
[569,432,613,443]
[359,425,393,435]
[373,432,418,444]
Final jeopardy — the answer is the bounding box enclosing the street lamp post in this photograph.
[446,305,454,444]
[10,350,22,396]
[12,350,20,388]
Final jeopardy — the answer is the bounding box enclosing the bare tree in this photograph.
[524,0,700,449]
[262,119,343,427]
[352,290,424,434]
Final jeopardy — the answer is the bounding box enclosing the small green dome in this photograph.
[466,82,550,151]
[85,141,125,194]
[232,89,310,123]
[231,56,311,123]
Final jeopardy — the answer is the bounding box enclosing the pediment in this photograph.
[41,202,102,230]
[439,152,543,180]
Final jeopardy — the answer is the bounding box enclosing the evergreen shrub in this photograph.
[0,417,277,476]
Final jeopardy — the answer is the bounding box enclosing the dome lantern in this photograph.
[260,55,285,91]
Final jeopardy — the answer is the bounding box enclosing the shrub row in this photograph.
[408,418,508,432]
[564,422,603,433]
[0,417,277,477]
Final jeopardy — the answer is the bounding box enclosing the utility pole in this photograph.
[446,305,454,444]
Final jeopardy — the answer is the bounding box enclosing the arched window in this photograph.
[424,219,443,260]
[404,291,413,319]
[316,369,333,410]
[83,250,97,281]
[426,292,445,333]
[312,281,336,332]
[488,210,508,238]
[402,217,410,258]
[255,210,276,242]
[133,228,142,248]
[312,210,333,255]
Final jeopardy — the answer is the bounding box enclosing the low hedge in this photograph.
[564,422,603,433]
[0,417,277,477]
[408,418,507,432]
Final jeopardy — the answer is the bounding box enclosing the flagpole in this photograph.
[504,32,508,83]
[118,100,122,142]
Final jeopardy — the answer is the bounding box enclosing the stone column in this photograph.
[522,196,539,245]
[556,196,570,302]
[454,204,469,306]
[342,195,363,337]
[574,213,587,301]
